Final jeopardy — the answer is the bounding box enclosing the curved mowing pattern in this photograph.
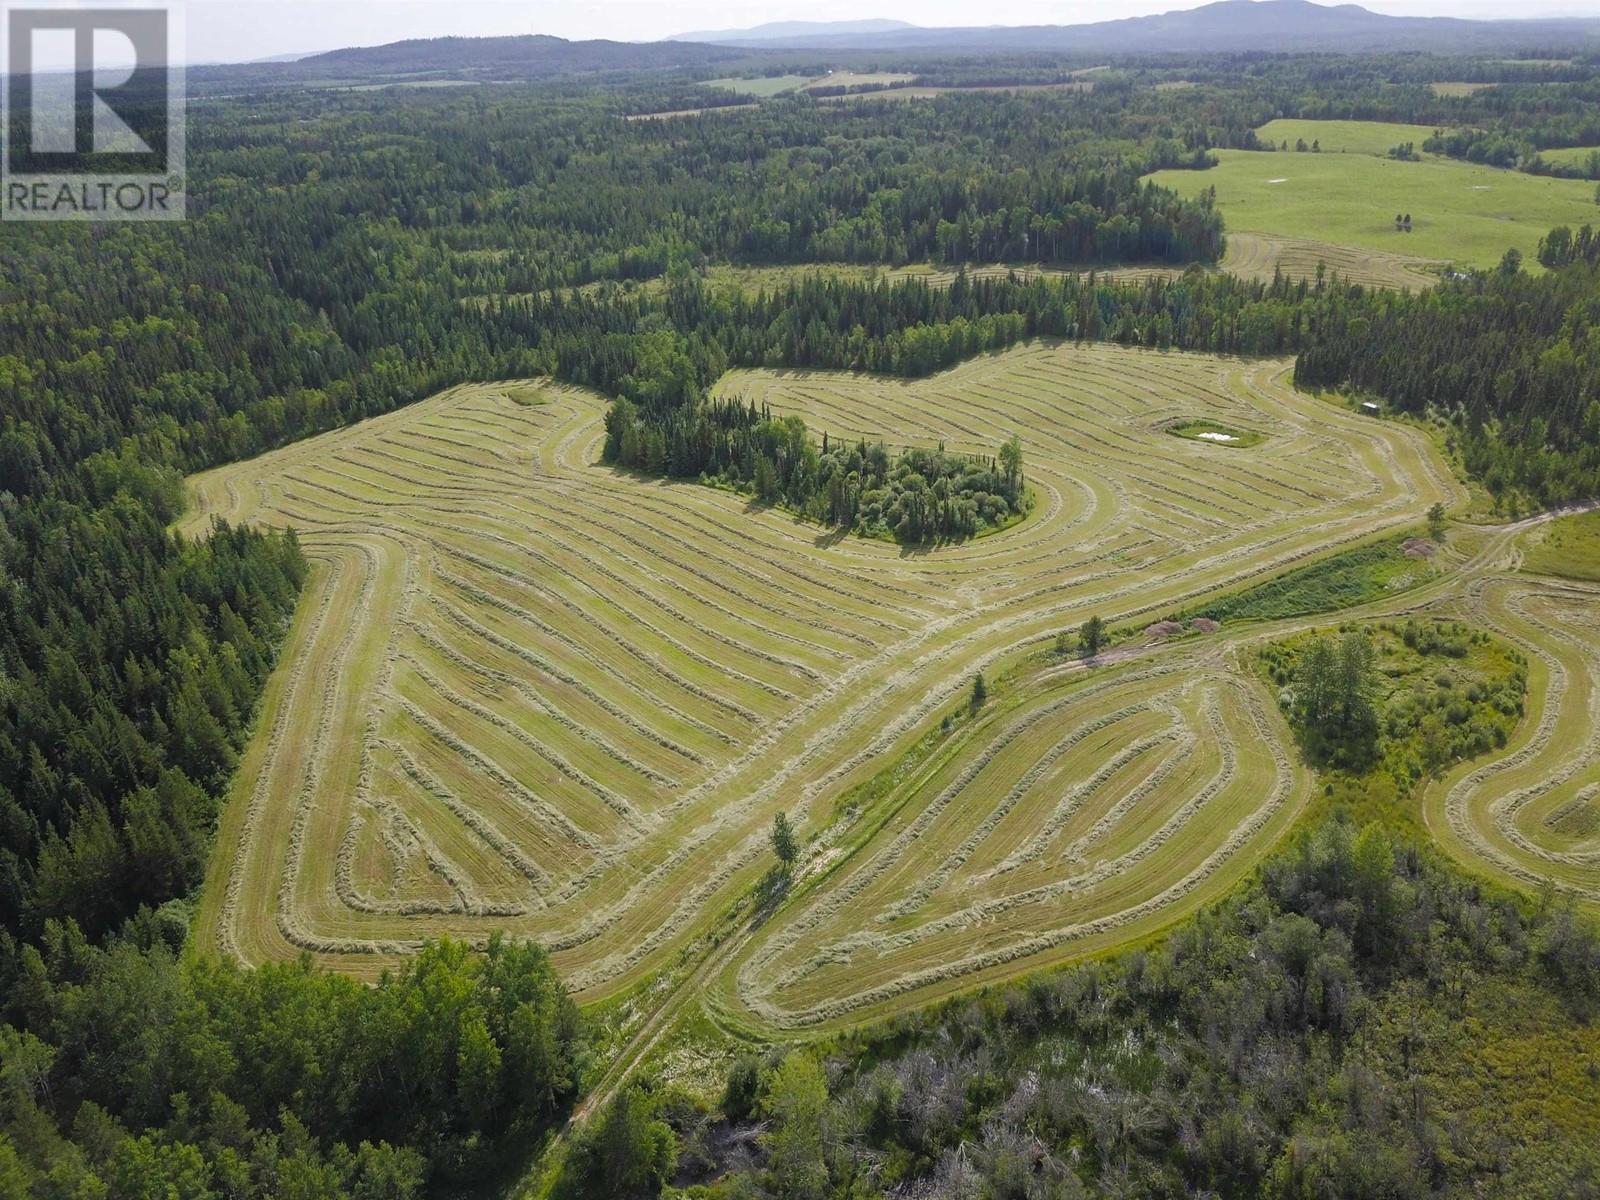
[722,658,1307,1029]
[1218,232,1443,292]
[185,342,1456,1023]
[1425,573,1600,904]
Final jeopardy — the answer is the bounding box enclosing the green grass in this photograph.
[1536,145,1600,172]
[1167,418,1263,447]
[700,74,812,96]
[507,385,547,406]
[1183,536,1434,623]
[1253,119,1445,157]
[1523,508,1600,582]
[1148,143,1600,270]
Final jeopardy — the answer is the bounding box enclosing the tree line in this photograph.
[1295,242,1600,509]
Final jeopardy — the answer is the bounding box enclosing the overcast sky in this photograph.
[78,0,1600,66]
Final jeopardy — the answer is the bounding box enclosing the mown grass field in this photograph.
[689,72,1092,110]
[531,235,1425,310]
[1148,122,1600,270]
[1253,118,1445,156]
[1522,507,1600,581]
[700,74,813,96]
[1217,230,1444,289]
[1422,571,1600,907]
[186,342,1468,1032]
[1430,81,1498,97]
[804,71,915,90]
[1537,144,1600,171]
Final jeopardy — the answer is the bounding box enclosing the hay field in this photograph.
[803,71,915,90]
[1218,231,1443,290]
[1423,570,1600,907]
[1148,129,1600,270]
[1537,145,1600,172]
[700,74,813,96]
[187,342,1459,1029]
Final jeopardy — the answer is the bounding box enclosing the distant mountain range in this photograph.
[664,0,1600,54]
[667,19,916,44]
[201,0,1600,86]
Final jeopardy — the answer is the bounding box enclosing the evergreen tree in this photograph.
[771,812,799,872]
[1081,614,1108,658]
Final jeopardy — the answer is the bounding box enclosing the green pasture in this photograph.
[700,74,812,96]
[1253,118,1445,156]
[1148,144,1600,270]
[1523,508,1600,582]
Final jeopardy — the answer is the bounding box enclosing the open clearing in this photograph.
[1217,230,1444,290]
[804,71,915,90]
[626,103,757,121]
[1536,145,1600,171]
[1522,508,1600,582]
[1253,119,1445,156]
[187,342,1467,1030]
[700,74,813,96]
[1148,138,1600,270]
[527,236,1427,314]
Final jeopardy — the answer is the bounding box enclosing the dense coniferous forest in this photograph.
[0,934,581,1196]
[2,39,1599,1200]
[1296,239,1600,507]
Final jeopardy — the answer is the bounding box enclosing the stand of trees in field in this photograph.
[604,396,1031,543]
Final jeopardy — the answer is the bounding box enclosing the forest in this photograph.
[2,37,1599,1200]
[1294,237,1600,508]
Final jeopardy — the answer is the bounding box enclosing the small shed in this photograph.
[1361,401,1381,415]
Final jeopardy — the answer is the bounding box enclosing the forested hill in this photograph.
[291,34,756,78]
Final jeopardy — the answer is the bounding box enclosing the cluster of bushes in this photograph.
[1262,619,1524,797]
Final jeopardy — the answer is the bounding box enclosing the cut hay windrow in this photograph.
[189,346,1479,1010]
